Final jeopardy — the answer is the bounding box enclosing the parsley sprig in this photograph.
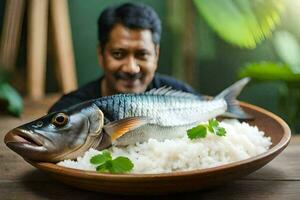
[90,150,134,173]
[187,119,226,140]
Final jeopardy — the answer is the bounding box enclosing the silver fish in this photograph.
[4,78,251,162]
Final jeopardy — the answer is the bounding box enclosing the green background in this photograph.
[1,0,300,130]
[67,0,279,110]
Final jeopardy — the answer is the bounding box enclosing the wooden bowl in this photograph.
[27,102,291,195]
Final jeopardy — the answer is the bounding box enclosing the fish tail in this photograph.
[214,77,252,119]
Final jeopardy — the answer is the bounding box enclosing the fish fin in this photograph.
[103,116,150,141]
[146,86,198,98]
[215,78,253,119]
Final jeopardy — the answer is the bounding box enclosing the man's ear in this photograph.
[97,46,104,67]
[155,45,160,59]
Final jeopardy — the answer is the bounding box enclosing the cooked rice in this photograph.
[57,119,272,173]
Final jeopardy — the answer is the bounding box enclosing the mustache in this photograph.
[115,72,143,81]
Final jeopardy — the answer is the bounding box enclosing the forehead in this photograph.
[106,24,155,49]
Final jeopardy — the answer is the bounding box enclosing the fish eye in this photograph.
[52,113,69,127]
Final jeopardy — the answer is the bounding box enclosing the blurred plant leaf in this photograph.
[0,83,23,117]
[193,0,284,48]
[273,31,300,73]
[238,62,300,82]
[195,14,216,60]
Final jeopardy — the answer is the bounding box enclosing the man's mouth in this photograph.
[115,72,142,80]
[119,78,140,87]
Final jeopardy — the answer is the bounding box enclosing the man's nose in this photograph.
[122,57,140,74]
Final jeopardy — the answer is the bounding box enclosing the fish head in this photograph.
[4,103,104,162]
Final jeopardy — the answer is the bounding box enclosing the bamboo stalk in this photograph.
[50,0,77,93]
[27,0,49,99]
[0,0,25,71]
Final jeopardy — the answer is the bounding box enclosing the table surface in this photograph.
[0,95,299,200]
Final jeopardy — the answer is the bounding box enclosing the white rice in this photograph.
[57,119,272,173]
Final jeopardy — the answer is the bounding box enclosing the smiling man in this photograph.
[48,2,195,113]
[99,23,158,96]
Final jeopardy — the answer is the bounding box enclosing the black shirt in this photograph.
[48,73,196,113]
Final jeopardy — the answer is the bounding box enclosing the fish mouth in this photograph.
[4,128,48,160]
[5,128,44,147]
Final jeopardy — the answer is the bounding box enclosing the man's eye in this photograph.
[136,51,149,59]
[112,52,124,59]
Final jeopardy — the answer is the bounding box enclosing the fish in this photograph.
[4,78,251,162]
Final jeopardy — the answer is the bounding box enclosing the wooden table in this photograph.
[1,96,299,199]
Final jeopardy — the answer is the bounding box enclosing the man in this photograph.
[48,2,195,113]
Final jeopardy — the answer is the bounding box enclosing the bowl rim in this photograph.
[28,102,291,180]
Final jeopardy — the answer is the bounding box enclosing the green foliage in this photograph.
[273,31,300,73]
[193,0,284,48]
[239,62,300,82]
[238,29,300,132]
[239,61,300,132]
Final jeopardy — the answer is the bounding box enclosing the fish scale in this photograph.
[96,92,227,126]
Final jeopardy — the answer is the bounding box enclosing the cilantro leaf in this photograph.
[187,119,227,139]
[207,124,214,133]
[209,119,219,128]
[187,125,207,140]
[90,150,112,165]
[110,157,134,173]
[96,163,110,172]
[91,150,134,173]
[208,119,219,132]
[215,126,226,136]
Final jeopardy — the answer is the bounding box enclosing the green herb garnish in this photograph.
[90,150,112,165]
[90,150,134,173]
[187,125,207,139]
[187,119,226,140]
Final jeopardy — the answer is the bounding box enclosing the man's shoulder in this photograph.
[77,78,101,96]
[149,73,196,93]
[63,78,101,100]
[48,78,101,113]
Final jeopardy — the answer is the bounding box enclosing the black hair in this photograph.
[97,2,162,49]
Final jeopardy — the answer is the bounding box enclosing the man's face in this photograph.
[98,24,159,95]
